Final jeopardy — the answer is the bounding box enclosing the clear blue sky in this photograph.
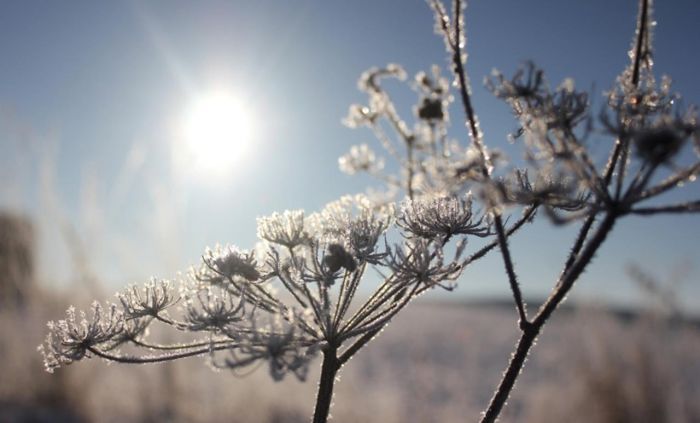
[2,0,699,311]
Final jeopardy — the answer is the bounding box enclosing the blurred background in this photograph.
[1,1,699,421]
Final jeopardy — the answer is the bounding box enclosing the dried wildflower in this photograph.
[184,288,246,332]
[398,194,489,239]
[503,169,587,212]
[338,144,385,175]
[257,210,309,250]
[118,278,178,319]
[385,239,462,289]
[220,317,317,382]
[486,62,545,102]
[309,195,391,265]
[487,62,589,151]
[209,246,261,281]
[547,82,589,132]
[414,66,452,123]
[39,302,125,372]
[345,215,389,264]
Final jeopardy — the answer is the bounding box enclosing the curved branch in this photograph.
[87,343,237,365]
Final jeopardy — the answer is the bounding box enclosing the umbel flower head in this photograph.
[39,302,125,373]
[216,312,318,382]
[257,210,310,250]
[208,246,261,281]
[118,278,178,319]
[398,193,490,239]
[184,287,246,332]
[414,65,452,123]
[39,191,465,385]
[338,144,385,175]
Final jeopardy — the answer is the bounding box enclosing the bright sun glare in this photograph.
[181,91,254,177]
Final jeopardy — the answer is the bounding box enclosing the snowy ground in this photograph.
[2,301,699,422]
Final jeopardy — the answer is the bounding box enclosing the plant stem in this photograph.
[631,0,650,87]
[479,212,618,423]
[407,141,415,200]
[479,325,540,423]
[312,345,340,423]
[493,216,528,326]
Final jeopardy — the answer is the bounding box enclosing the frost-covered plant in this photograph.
[41,0,700,422]
[41,194,499,423]
[342,0,699,421]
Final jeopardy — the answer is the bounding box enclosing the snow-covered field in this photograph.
[2,301,699,422]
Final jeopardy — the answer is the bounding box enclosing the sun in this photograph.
[180,90,254,177]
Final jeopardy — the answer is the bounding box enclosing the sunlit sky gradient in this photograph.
[2,0,700,310]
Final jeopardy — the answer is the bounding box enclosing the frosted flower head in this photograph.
[547,83,589,133]
[398,194,489,239]
[487,63,589,154]
[414,65,452,123]
[257,210,309,250]
[184,287,246,332]
[39,302,125,373]
[221,315,317,382]
[607,72,673,118]
[486,62,545,102]
[309,195,391,264]
[338,144,384,175]
[117,278,178,319]
[385,239,462,289]
[209,246,261,282]
[345,213,389,264]
[342,104,377,128]
[503,169,587,212]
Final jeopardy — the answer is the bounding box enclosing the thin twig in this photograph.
[493,216,528,325]
[629,200,700,215]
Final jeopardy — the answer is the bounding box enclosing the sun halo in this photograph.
[179,90,255,177]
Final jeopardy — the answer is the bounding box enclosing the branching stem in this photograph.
[480,212,617,423]
[312,344,340,423]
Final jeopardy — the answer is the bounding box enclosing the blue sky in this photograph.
[2,0,699,311]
